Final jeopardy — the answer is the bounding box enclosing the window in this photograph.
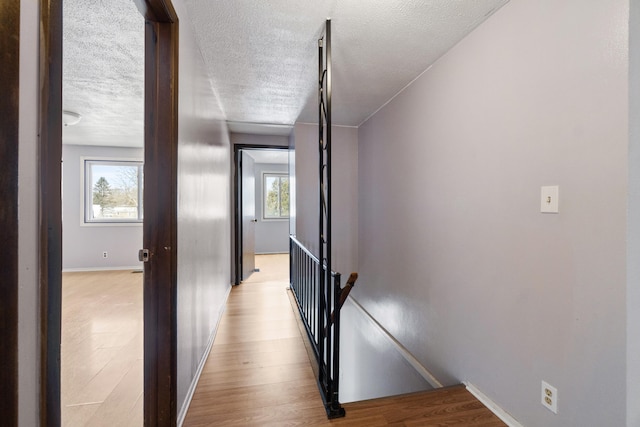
[263,173,289,219]
[84,159,143,223]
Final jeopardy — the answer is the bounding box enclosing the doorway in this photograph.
[60,1,145,423]
[234,146,291,285]
[40,0,179,425]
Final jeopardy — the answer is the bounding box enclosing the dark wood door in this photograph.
[0,1,21,423]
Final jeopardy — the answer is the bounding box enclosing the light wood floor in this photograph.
[182,254,326,426]
[183,254,506,426]
[61,256,505,426]
[61,269,143,427]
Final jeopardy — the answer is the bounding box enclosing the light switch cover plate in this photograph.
[541,186,559,213]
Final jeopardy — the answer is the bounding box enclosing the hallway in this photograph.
[183,254,330,425]
[183,254,506,426]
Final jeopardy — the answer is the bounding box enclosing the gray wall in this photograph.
[62,144,143,271]
[254,162,289,254]
[339,299,433,402]
[292,123,358,278]
[175,0,231,419]
[357,1,628,426]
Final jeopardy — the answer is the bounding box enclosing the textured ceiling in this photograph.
[62,0,509,146]
[63,0,144,147]
[185,0,509,127]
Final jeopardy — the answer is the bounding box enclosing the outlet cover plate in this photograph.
[541,380,558,414]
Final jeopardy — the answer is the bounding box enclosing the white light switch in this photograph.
[541,186,559,213]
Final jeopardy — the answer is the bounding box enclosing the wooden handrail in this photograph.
[326,272,358,331]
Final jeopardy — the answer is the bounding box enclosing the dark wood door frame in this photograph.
[134,1,179,425]
[39,0,179,425]
[233,144,290,285]
[39,1,63,424]
[0,1,21,424]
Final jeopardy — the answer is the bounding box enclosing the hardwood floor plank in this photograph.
[84,358,143,426]
[335,387,506,426]
[61,270,143,426]
[187,382,321,412]
[200,348,310,374]
[193,363,316,393]
[210,337,307,355]
[61,402,102,427]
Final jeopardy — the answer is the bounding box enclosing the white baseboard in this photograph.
[62,266,142,272]
[177,283,232,427]
[347,297,443,388]
[464,382,524,427]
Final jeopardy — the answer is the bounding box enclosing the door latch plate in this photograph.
[138,249,150,262]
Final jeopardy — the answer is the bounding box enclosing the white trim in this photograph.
[346,297,443,388]
[464,382,524,427]
[80,156,144,226]
[177,284,233,427]
[62,266,142,273]
[262,172,290,220]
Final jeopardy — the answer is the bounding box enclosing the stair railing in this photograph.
[289,236,357,418]
[288,18,359,419]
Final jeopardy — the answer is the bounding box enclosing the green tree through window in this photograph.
[93,177,114,215]
[264,174,289,219]
[85,159,143,223]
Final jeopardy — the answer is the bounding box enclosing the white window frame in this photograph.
[82,157,144,226]
[262,172,289,220]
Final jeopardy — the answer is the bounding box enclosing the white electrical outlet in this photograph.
[541,381,558,414]
[102,251,108,258]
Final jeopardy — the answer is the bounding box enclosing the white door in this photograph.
[241,151,256,280]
